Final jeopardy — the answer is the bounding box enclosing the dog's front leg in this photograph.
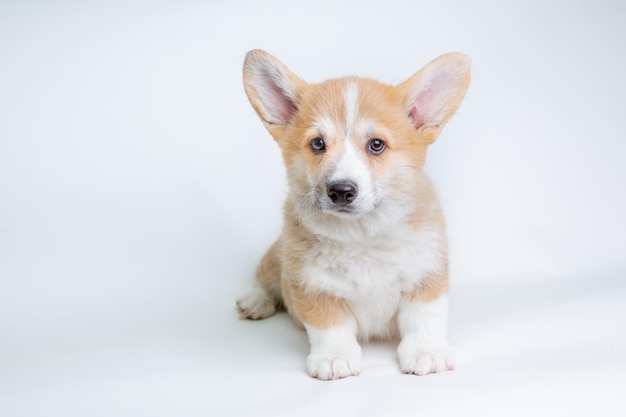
[397,292,455,376]
[292,289,361,380]
[305,320,361,380]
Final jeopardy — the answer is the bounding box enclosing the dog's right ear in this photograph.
[243,50,305,130]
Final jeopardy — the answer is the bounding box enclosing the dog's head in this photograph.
[243,50,470,226]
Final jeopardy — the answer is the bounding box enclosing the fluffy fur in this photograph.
[236,49,470,380]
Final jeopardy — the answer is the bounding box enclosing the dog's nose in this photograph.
[327,181,358,205]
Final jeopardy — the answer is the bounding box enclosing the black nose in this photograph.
[327,182,358,205]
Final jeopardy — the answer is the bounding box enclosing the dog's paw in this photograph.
[397,343,455,376]
[236,286,276,320]
[307,352,361,380]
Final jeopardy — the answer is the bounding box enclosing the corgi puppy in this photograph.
[236,49,470,380]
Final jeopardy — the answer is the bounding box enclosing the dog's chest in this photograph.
[302,226,442,337]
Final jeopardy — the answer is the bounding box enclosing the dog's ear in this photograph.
[243,50,305,130]
[398,53,470,143]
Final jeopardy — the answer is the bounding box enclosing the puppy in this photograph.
[236,49,470,380]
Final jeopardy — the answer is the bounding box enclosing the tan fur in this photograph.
[289,284,351,329]
[404,267,450,304]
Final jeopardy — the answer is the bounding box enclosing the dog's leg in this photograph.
[291,289,361,380]
[397,273,455,376]
[236,240,282,320]
[305,321,361,380]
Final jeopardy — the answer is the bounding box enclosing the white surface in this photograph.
[1,1,626,416]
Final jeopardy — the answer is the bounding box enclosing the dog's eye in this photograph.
[368,138,386,155]
[310,137,326,154]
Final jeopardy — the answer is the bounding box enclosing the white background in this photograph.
[1,0,625,416]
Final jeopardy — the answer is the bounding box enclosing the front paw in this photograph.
[398,343,455,376]
[307,352,361,380]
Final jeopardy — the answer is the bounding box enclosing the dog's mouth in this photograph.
[317,198,377,218]
[325,205,360,215]
[311,197,361,217]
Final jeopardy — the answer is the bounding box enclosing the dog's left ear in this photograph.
[398,53,470,143]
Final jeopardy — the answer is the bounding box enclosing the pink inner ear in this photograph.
[268,81,296,124]
[408,71,450,130]
[408,87,437,130]
[261,72,297,125]
[408,104,426,130]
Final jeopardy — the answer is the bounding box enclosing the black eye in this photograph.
[368,138,386,155]
[310,137,326,154]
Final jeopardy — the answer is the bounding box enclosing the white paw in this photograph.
[307,352,361,380]
[398,343,455,376]
[236,286,276,320]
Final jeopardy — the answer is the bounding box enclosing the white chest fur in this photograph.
[301,223,444,339]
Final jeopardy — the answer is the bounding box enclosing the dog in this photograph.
[236,49,470,380]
